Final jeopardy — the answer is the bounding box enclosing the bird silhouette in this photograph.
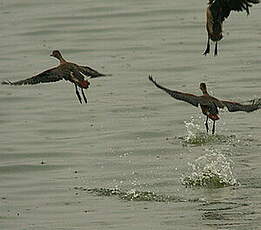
[203,0,259,56]
[149,76,260,134]
[2,50,108,104]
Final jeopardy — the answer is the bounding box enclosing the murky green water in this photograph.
[0,1,261,229]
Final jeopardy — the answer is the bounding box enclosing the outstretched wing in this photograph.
[149,76,202,107]
[78,65,107,78]
[222,100,260,112]
[209,0,259,22]
[1,67,64,85]
[226,0,259,14]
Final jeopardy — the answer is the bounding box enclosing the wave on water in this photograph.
[74,187,201,203]
[181,151,238,188]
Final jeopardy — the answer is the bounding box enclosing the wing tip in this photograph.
[104,73,112,77]
[1,80,13,85]
[148,75,156,84]
[89,73,111,78]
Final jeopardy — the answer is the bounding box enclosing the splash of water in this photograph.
[183,117,235,145]
[184,116,206,144]
[120,189,183,202]
[74,187,190,203]
[181,151,238,188]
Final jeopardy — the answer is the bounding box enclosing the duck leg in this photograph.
[205,116,209,133]
[74,83,82,104]
[81,88,88,103]
[212,120,216,135]
[214,42,218,56]
[203,37,210,56]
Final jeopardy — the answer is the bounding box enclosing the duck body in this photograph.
[200,94,220,121]
[203,0,260,56]
[206,6,223,42]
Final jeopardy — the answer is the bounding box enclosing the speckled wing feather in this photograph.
[149,76,202,107]
[79,65,106,78]
[222,100,260,112]
[2,67,64,85]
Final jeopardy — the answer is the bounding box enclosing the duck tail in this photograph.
[208,114,219,121]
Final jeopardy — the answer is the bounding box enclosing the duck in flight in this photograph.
[1,50,108,104]
[203,0,259,56]
[149,76,260,134]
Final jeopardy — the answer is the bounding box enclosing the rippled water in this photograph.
[0,1,261,229]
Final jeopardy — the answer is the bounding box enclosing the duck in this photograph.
[1,50,108,104]
[203,0,260,56]
[149,76,260,134]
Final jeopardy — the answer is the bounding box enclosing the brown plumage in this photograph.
[2,50,108,104]
[203,0,260,56]
[149,76,260,134]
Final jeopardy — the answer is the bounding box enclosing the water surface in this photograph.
[0,0,261,229]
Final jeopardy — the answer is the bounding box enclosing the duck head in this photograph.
[50,50,65,62]
[200,83,208,94]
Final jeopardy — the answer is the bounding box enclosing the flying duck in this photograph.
[203,0,260,56]
[2,50,108,104]
[149,76,260,134]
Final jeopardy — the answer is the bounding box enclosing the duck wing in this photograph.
[2,67,64,85]
[221,99,260,112]
[225,0,259,14]
[78,65,106,78]
[209,0,259,22]
[149,76,205,107]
